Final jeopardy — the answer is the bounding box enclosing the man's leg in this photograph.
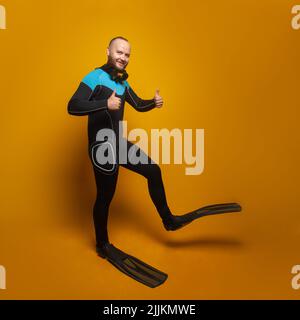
[120,139,173,223]
[92,166,119,246]
[120,139,242,231]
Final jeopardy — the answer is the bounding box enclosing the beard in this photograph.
[107,55,127,71]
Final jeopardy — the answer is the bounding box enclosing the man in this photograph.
[68,36,242,288]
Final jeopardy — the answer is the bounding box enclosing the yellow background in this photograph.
[0,0,300,299]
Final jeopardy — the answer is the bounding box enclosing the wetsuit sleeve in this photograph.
[68,72,108,116]
[125,85,156,112]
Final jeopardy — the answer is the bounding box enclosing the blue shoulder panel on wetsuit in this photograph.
[82,69,101,91]
[82,69,128,95]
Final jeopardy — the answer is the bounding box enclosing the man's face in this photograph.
[107,39,131,71]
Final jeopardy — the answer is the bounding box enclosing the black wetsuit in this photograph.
[68,63,172,246]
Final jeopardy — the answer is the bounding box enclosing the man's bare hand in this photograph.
[107,89,121,110]
[154,89,163,108]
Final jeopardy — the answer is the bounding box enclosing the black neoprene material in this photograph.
[68,64,172,246]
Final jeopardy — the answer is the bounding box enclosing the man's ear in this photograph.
[106,47,110,57]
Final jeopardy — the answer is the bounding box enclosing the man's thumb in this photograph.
[111,89,116,97]
[155,88,160,96]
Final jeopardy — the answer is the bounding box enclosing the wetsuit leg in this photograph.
[120,139,173,222]
[120,139,242,231]
[92,166,119,246]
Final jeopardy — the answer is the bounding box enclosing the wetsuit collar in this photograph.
[97,62,129,83]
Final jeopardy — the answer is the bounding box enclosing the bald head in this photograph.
[108,36,129,48]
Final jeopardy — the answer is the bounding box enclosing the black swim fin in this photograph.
[96,243,168,288]
[163,202,242,231]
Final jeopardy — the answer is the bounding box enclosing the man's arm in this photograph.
[125,85,156,112]
[67,82,108,116]
[67,71,108,116]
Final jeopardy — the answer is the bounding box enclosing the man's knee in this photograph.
[145,163,161,179]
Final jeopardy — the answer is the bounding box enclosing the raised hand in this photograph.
[107,89,121,110]
[154,89,163,108]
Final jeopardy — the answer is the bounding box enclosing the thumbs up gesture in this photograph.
[107,89,121,110]
[154,89,163,108]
